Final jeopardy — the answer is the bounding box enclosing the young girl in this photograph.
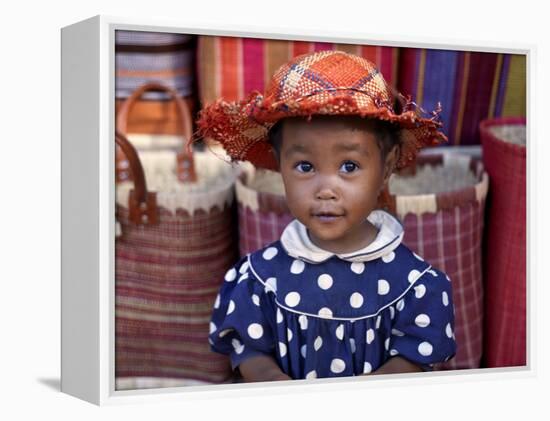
[197,50,456,382]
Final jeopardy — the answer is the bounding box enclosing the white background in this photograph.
[0,0,548,419]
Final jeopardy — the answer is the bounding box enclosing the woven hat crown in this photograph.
[264,50,393,107]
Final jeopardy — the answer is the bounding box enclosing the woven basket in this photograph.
[235,153,488,371]
[386,153,489,370]
[114,120,238,383]
[480,117,526,368]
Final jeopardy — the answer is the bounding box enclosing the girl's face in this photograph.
[279,117,397,254]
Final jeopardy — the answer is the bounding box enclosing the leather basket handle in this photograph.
[115,131,158,225]
[116,82,197,183]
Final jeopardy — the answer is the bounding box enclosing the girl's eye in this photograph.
[340,161,359,173]
[295,161,314,173]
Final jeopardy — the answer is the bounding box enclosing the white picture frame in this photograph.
[61,14,533,406]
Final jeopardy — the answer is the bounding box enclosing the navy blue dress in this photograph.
[209,215,456,380]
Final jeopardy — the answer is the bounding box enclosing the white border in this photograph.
[61,14,534,406]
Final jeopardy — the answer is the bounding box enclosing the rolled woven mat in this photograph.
[480,117,526,368]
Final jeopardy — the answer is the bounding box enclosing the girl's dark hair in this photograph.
[268,115,402,164]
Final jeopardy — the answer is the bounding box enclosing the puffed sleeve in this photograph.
[209,256,278,370]
[389,267,457,370]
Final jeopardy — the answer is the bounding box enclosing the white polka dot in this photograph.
[290,259,305,274]
[382,251,395,263]
[237,272,249,284]
[413,252,424,261]
[366,329,375,344]
[287,328,293,342]
[239,261,250,274]
[301,345,307,358]
[232,339,244,354]
[265,277,277,293]
[392,328,405,337]
[378,279,390,295]
[330,358,346,374]
[446,274,451,282]
[226,300,235,315]
[363,362,372,374]
[214,294,220,309]
[314,336,323,351]
[385,337,390,351]
[446,323,453,338]
[390,349,399,356]
[376,315,382,329]
[350,292,364,308]
[418,341,433,356]
[415,314,431,328]
[350,262,365,274]
[396,299,405,311]
[285,291,301,307]
[428,269,438,277]
[389,306,395,319]
[306,370,317,379]
[414,284,426,299]
[279,342,287,357]
[442,291,449,306]
[318,307,333,318]
[208,338,214,346]
[218,328,232,338]
[247,323,264,339]
[408,269,421,283]
[350,338,356,354]
[262,247,278,260]
[318,274,333,290]
[299,314,308,330]
[224,268,237,282]
[252,294,260,306]
[276,307,283,323]
[209,322,217,334]
[336,324,345,340]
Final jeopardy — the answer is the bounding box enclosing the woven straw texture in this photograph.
[480,117,526,368]
[115,147,238,384]
[197,50,447,171]
[197,36,400,104]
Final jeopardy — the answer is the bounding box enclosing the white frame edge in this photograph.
[60,14,535,406]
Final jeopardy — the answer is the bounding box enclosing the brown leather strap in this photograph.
[115,131,158,225]
[116,82,197,183]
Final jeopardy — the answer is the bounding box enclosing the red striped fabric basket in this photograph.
[114,128,238,387]
[397,49,526,146]
[197,36,399,105]
[386,153,489,370]
[480,117,526,368]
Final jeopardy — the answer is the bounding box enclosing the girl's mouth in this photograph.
[312,212,344,222]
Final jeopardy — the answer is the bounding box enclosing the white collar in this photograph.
[280,210,404,263]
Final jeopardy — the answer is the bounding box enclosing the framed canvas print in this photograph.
[61,15,531,406]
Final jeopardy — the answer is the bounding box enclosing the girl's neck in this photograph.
[307,220,379,255]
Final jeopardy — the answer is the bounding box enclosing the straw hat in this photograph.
[196,50,447,170]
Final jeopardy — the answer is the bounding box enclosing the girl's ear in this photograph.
[382,145,399,185]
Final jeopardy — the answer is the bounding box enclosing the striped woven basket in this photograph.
[114,129,238,385]
[235,153,488,371]
[386,153,489,370]
[480,117,526,368]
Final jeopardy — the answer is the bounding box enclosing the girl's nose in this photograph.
[315,179,338,200]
